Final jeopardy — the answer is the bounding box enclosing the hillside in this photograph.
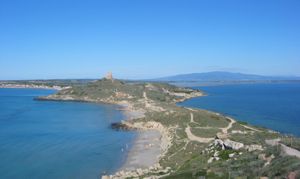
[38,78,200,104]
[153,71,300,82]
[38,77,300,178]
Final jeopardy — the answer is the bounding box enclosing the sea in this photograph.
[0,88,136,179]
[180,83,300,137]
[1,83,300,178]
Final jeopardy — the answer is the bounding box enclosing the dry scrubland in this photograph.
[38,78,300,178]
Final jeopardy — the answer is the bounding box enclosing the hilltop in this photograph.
[37,77,300,178]
[38,78,200,105]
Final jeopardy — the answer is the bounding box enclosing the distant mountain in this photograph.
[152,71,300,82]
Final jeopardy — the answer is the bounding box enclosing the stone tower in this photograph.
[105,72,113,81]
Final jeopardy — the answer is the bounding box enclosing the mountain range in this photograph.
[152,71,300,82]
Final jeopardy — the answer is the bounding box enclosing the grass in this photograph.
[190,128,220,138]
[229,131,280,146]
[192,112,229,128]
[39,78,300,178]
[228,122,248,132]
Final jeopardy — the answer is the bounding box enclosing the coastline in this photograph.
[0,84,70,90]
[36,94,172,178]
[106,102,172,179]
[36,86,203,178]
[110,91,300,178]
[33,80,300,178]
[8,88,149,177]
[102,92,205,178]
[120,130,161,171]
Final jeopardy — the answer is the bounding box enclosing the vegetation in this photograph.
[35,78,300,178]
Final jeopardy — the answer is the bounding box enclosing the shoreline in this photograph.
[30,83,300,178]
[108,92,300,178]
[38,89,300,176]
[35,93,171,178]
[0,84,70,90]
[120,130,161,171]
[106,103,172,179]
[1,88,157,177]
[107,123,171,179]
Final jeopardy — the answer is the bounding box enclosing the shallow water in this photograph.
[180,83,300,137]
[0,88,136,179]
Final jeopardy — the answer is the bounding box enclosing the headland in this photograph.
[34,76,300,178]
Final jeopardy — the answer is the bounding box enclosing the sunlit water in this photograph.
[0,88,136,179]
[180,83,300,137]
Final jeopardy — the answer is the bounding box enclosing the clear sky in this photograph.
[0,0,299,80]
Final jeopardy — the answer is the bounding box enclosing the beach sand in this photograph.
[102,102,169,178]
[121,130,162,171]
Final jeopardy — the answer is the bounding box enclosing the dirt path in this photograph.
[187,107,235,134]
[189,112,203,126]
[143,91,165,112]
[241,124,261,132]
[220,117,235,134]
[143,91,149,106]
[185,126,214,143]
[184,113,214,143]
[143,91,148,100]
[186,107,197,112]
[167,140,189,160]
[184,111,237,144]
[190,113,194,123]
[281,144,300,159]
[193,126,214,129]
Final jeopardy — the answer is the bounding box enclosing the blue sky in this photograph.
[0,0,299,80]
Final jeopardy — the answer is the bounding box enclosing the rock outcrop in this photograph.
[214,139,244,150]
[224,139,244,150]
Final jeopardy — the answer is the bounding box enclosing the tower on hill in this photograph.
[105,72,113,81]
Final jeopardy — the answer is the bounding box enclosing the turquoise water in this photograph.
[0,88,136,179]
[180,83,300,137]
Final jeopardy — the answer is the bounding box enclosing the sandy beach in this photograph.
[117,102,163,171]
[121,130,162,171]
[103,102,170,178]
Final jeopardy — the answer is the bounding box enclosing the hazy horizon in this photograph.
[1,0,300,80]
[1,70,300,81]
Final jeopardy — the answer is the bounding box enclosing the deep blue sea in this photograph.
[180,83,300,137]
[0,88,136,179]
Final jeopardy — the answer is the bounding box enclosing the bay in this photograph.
[0,88,135,179]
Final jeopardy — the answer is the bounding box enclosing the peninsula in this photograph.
[36,75,300,178]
